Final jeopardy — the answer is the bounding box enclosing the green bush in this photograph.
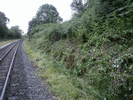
[27,1,133,99]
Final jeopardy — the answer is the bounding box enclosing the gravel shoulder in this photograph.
[21,42,56,100]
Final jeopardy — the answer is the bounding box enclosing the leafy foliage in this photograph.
[36,4,62,23]
[0,11,22,39]
[10,26,22,38]
[28,4,62,35]
[0,11,9,38]
[27,1,133,99]
[71,0,86,17]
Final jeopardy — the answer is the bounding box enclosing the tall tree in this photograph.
[36,4,62,24]
[0,11,9,25]
[71,0,86,17]
[28,17,38,34]
[10,26,22,38]
[28,4,63,35]
[0,11,9,38]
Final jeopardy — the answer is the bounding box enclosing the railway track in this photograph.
[0,40,54,100]
[0,40,27,100]
[0,41,18,60]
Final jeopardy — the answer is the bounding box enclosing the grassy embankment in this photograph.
[24,34,133,100]
[24,1,133,99]
[24,40,94,99]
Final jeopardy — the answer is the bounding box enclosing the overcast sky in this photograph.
[0,0,73,34]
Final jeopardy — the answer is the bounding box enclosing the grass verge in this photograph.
[24,37,133,100]
[0,39,18,47]
[23,40,99,100]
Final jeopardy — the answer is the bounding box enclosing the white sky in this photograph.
[0,0,73,34]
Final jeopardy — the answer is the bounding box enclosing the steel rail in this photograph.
[0,41,18,61]
[0,41,21,100]
[0,40,18,50]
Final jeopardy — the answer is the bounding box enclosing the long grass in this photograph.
[23,40,101,100]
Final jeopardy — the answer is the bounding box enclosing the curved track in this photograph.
[0,41,18,60]
[0,40,54,100]
[0,40,21,100]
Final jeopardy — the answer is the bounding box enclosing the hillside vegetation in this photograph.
[26,1,133,99]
